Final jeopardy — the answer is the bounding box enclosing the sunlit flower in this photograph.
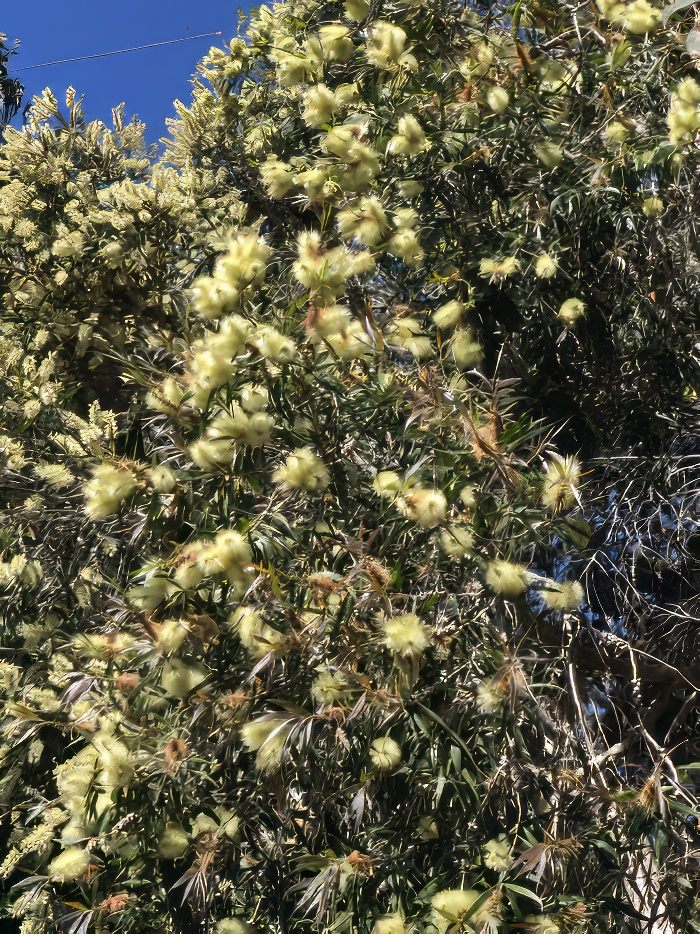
[479,256,518,281]
[558,297,585,327]
[84,464,138,520]
[541,580,585,611]
[344,0,370,18]
[273,447,330,492]
[387,115,429,156]
[366,22,417,72]
[303,84,339,127]
[400,488,448,528]
[373,915,404,934]
[486,86,509,113]
[534,254,558,278]
[483,835,513,871]
[439,524,474,558]
[47,846,91,881]
[311,667,351,705]
[381,613,432,657]
[369,736,402,773]
[542,454,581,511]
[433,300,465,330]
[485,559,528,598]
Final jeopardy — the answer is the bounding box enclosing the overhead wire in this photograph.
[11,32,223,72]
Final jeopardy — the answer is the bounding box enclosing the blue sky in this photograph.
[4,1,253,145]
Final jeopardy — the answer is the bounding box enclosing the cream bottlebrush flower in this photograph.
[542,454,581,511]
[259,158,295,199]
[273,447,330,492]
[450,328,484,370]
[558,297,585,327]
[47,846,91,881]
[161,658,207,698]
[247,326,297,364]
[191,276,238,320]
[315,314,373,359]
[642,195,664,217]
[311,667,350,705]
[373,915,404,934]
[366,22,417,71]
[0,661,19,692]
[534,254,558,278]
[335,82,361,105]
[294,230,375,301]
[303,84,339,127]
[399,179,424,197]
[401,488,448,528]
[158,821,190,859]
[151,464,177,493]
[439,524,474,558]
[92,731,134,791]
[485,559,529,598]
[479,256,518,281]
[323,119,373,160]
[383,317,432,358]
[433,300,466,330]
[431,889,485,933]
[621,0,661,34]
[342,147,383,193]
[338,197,390,245]
[476,678,506,712]
[344,0,370,18]
[232,606,286,659]
[240,715,294,774]
[524,915,561,934]
[668,78,700,144]
[388,115,429,156]
[596,0,625,17]
[369,736,402,773]
[84,464,138,520]
[55,747,98,824]
[196,529,253,579]
[534,140,564,168]
[373,470,406,497]
[307,304,353,341]
[483,835,513,871]
[387,229,424,265]
[218,919,255,934]
[381,613,432,657]
[294,166,333,203]
[189,406,273,470]
[128,572,178,612]
[157,618,191,655]
[311,25,354,64]
[275,47,318,87]
[189,313,253,396]
[461,41,495,77]
[239,383,269,413]
[604,121,630,143]
[486,86,509,113]
[541,580,584,611]
[146,376,191,419]
[193,232,271,319]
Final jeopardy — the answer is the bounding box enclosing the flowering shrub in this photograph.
[2,1,700,933]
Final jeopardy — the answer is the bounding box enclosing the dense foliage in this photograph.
[2,1,700,932]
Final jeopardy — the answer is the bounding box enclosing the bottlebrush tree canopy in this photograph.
[1,1,700,933]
